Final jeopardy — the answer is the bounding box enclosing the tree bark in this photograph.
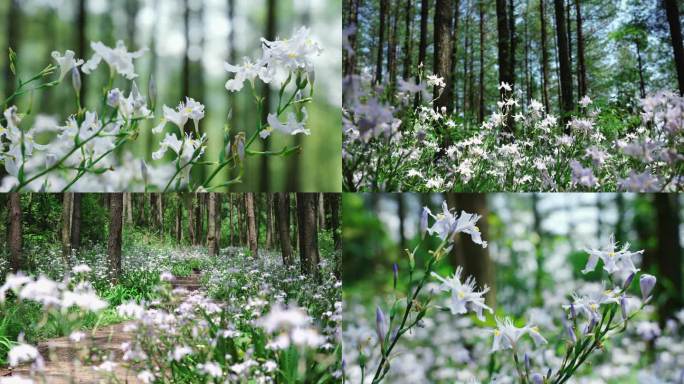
[655,194,682,322]
[186,194,196,245]
[8,193,22,272]
[388,1,399,87]
[663,0,684,96]
[450,0,461,117]
[478,0,485,123]
[108,193,124,283]
[265,194,273,249]
[245,193,258,257]
[76,0,87,103]
[296,193,320,277]
[62,193,74,261]
[275,193,293,265]
[553,0,573,125]
[229,194,234,246]
[434,0,454,113]
[207,193,218,256]
[375,0,388,84]
[345,0,361,76]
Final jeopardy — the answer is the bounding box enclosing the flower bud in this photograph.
[565,322,576,343]
[420,207,429,239]
[623,272,636,290]
[107,89,122,108]
[71,67,81,96]
[584,316,597,334]
[639,274,656,301]
[524,353,530,372]
[569,303,576,321]
[530,373,544,384]
[375,306,387,347]
[140,160,149,185]
[620,295,628,320]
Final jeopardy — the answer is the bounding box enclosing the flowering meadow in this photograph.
[342,0,683,192]
[342,193,684,383]
[0,192,342,383]
[0,0,342,192]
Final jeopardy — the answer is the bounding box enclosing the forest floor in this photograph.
[0,270,203,383]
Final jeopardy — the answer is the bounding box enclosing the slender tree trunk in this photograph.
[275,193,293,265]
[433,0,453,113]
[396,194,406,251]
[8,193,22,272]
[71,193,82,252]
[186,194,196,245]
[265,194,273,249]
[62,193,74,261]
[539,0,550,112]
[462,0,470,115]
[496,0,513,132]
[402,0,413,80]
[574,0,586,98]
[260,0,277,191]
[345,0,361,76]
[478,0,485,123]
[329,194,341,251]
[655,194,682,322]
[636,42,647,99]
[108,193,124,283]
[176,197,183,244]
[509,0,516,93]
[451,0,461,117]
[296,193,320,277]
[554,0,573,126]
[387,1,399,88]
[663,0,684,96]
[375,0,388,84]
[415,0,429,106]
[77,0,87,103]
[215,194,222,251]
[524,0,532,105]
[182,0,190,111]
[245,193,258,257]
[207,193,218,256]
[229,194,234,246]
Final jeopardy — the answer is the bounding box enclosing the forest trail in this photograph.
[0,269,203,384]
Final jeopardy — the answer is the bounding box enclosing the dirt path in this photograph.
[1,270,203,384]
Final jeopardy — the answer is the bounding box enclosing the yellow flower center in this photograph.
[608,252,616,257]
[590,303,598,311]
[494,329,501,336]
[457,291,465,299]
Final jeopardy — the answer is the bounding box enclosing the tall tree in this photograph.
[297,193,320,276]
[539,0,551,112]
[478,0,485,123]
[327,193,341,250]
[663,0,684,96]
[245,193,258,257]
[655,194,682,322]
[70,194,82,252]
[265,194,273,249]
[207,193,218,256]
[402,0,413,80]
[8,193,22,272]
[496,0,513,131]
[575,0,587,98]
[450,0,461,116]
[275,193,293,265]
[415,0,429,106]
[345,0,361,76]
[108,193,124,283]
[375,0,389,84]
[553,0,574,125]
[387,1,399,86]
[434,0,454,112]
[61,193,73,261]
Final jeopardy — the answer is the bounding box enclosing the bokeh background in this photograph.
[343,193,684,382]
[0,0,341,191]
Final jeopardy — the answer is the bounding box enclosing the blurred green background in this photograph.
[0,0,341,191]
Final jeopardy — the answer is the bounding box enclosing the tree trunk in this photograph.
[245,193,258,257]
[260,0,277,191]
[176,197,183,244]
[402,0,413,80]
[655,194,682,323]
[663,0,684,96]
[574,0,586,98]
[207,193,218,256]
[509,0,516,94]
[396,194,406,251]
[450,0,461,117]
[296,193,320,277]
[636,42,647,99]
[265,194,273,249]
[345,0,361,76]
[8,193,22,272]
[496,0,513,132]
[446,193,496,307]
[62,193,74,261]
[275,193,293,265]
[539,0,550,112]
[71,193,82,252]
[186,194,196,245]
[478,0,485,123]
[387,1,399,87]
[375,0,388,84]
[108,193,124,283]
[229,194,234,246]
[215,194,222,251]
[553,0,573,126]
[77,0,87,103]
[433,0,454,114]
[415,0,429,106]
